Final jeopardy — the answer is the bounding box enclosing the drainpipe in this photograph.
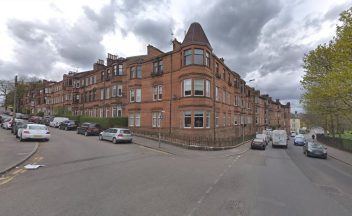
[169,52,173,135]
[212,54,216,144]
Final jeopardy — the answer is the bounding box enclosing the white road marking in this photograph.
[188,153,244,216]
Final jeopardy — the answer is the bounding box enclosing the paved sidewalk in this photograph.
[0,129,38,174]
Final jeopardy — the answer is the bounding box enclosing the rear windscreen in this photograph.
[29,125,47,130]
[121,130,131,134]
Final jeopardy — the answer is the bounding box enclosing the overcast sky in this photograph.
[0,0,350,112]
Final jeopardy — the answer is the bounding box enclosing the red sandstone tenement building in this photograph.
[20,22,291,138]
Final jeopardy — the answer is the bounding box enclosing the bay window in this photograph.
[194,111,204,128]
[205,80,210,97]
[118,64,123,75]
[206,112,210,128]
[184,49,192,65]
[194,49,204,65]
[136,65,142,78]
[135,88,141,102]
[112,85,117,97]
[205,51,210,67]
[183,111,192,128]
[117,85,122,97]
[194,80,204,96]
[183,79,192,96]
[130,89,135,102]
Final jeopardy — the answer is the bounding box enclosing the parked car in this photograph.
[0,114,11,124]
[99,128,133,143]
[303,142,327,159]
[17,123,50,142]
[29,116,43,124]
[294,136,306,146]
[42,116,54,126]
[13,120,28,138]
[49,117,69,128]
[290,131,296,137]
[256,133,268,145]
[251,138,266,150]
[11,119,27,134]
[272,130,288,148]
[59,120,78,130]
[77,123,102,136]
[1,118,13,129]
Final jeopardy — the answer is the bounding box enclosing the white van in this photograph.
[272,130,288,148]
[49,117,69,128]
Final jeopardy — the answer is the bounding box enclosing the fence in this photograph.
[317,134,352,153]
[133,130,255,149]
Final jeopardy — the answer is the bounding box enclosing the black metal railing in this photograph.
[317,134,352,153]
[133,130,255,149]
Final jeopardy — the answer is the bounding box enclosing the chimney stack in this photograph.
[107,53,118,66]
[93,59,105,70]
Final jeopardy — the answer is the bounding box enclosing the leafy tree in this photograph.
[301,7,352,137]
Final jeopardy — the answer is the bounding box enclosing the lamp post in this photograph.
[158,111,165,148]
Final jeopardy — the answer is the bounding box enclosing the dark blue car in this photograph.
[294,137,306,146]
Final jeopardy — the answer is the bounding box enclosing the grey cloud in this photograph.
[83,0,118,32]
[193,0,282,54]
[132,18,174,51]
[1,0,119,81]
[324,2,351,20]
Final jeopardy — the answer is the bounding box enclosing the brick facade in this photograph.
[20,22,290,138]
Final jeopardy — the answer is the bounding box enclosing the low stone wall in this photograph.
[132,129,255,150]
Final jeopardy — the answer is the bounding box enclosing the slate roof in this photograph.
[182,22,212,49]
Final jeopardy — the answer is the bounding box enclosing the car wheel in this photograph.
[112,138,117,144]
[20,135,24,142]
[85,131,88,136]
[77,130,79,134]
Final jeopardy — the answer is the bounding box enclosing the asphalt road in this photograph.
[0,128,351,216]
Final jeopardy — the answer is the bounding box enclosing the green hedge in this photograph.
[63,115,128,129]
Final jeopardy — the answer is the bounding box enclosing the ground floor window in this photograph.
[206,112,210,128]
[135,112,141,127]
[152,112,162,128]
[183,111,211,129]
[183,111,191,128]
[194,111,204,128]
[113,106,122,117]
[129,113,134,127]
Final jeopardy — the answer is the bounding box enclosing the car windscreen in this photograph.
[28,125,47,130]
[295,137,305,142]
[309,143,324,149]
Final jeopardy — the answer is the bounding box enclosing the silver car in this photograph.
[99,128,133,144]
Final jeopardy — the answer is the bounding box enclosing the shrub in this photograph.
[62,115,128,129]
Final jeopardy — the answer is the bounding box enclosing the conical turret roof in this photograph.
[182,22,212,49]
